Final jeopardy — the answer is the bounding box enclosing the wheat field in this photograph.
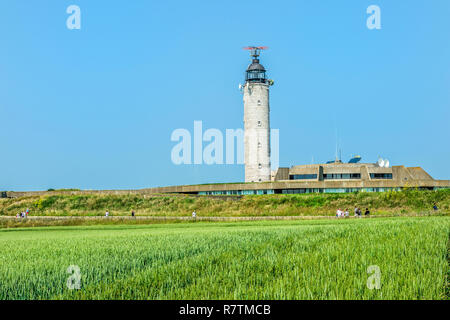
[0,217,448,300]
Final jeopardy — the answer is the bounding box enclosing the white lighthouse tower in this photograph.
[241,46,274,182]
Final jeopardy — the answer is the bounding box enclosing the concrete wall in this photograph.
[274,168,289,181]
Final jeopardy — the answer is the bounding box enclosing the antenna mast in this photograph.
[243,46,269,59]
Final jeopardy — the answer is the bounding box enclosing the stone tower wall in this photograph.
[243,82,271,182]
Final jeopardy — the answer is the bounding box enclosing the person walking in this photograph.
[365,208,370,216]
[433,203,438,211]
[192,210,197,220]
[344,209,349,218]
[105,210,109,217]
[131,210,135,217]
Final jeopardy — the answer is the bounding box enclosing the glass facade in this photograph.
[323,173,361,179]
[198,187,404,195]
[361,187,401,192]
[289,174,317,180]
[370,173,393,179]
[199,189,275,196]
[434,187,450,190]
[323,188,360,193]
[281,188,322,194]
[280,187,401,194]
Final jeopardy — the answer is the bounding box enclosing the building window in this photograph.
[323,188,346,193]
[257,121,261,127]
[289,174,317,180]
[258,142,261,148]
[257,100,261,106]
[370,173,393,179]
[199,189,274,195]
[323,173,361,180]
[246,71,266,82]
[258,163,262,169]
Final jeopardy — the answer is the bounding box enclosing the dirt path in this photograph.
[0,215,379,222]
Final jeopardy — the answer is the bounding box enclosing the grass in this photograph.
[0,217,448,300]
[0,188,449,217]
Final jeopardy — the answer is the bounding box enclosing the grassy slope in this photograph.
[0,189,449,217]
[0,217,448,299]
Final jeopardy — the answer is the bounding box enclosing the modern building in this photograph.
[2,160,449,198]
[136,159,449,195]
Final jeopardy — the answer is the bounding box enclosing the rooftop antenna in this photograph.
[333,117,339,162]
[335,143,338,162]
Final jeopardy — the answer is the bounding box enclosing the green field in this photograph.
[1,189,449,217]
[0,217,448,300]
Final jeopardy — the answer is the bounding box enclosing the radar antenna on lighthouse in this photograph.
[243,46,269,58]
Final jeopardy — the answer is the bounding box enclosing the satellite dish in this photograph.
[377,158,385,167]
[384,159,390,168]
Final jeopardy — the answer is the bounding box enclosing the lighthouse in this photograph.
[242,47,274,183]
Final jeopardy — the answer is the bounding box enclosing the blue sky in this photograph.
[0,0,449,191]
